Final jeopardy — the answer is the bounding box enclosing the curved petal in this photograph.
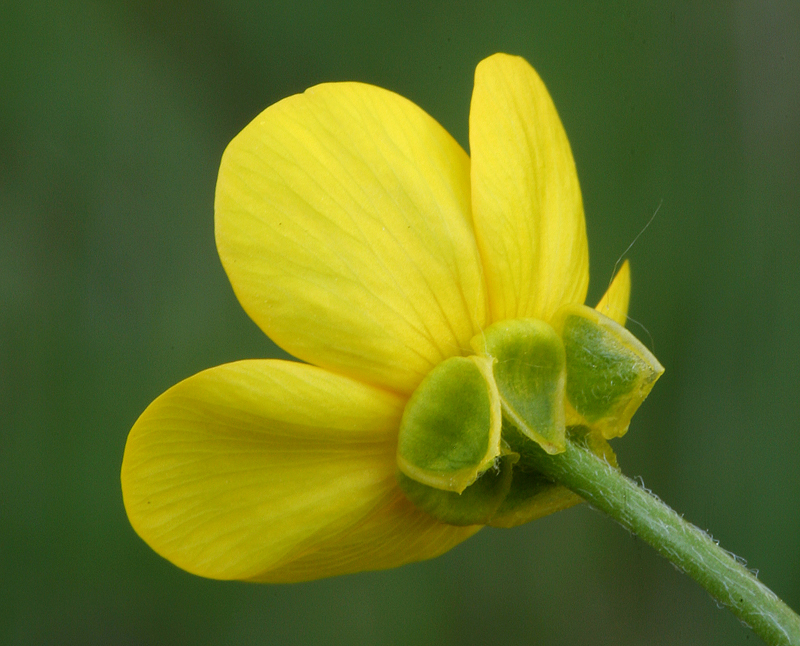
[594,259,631,326]
[469,53,589,324]
[121,360,476,582]
[250,486,480,583]
[216,82,486,395]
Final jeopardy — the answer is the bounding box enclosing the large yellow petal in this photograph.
[216,83,486,395]
[470,53,589,324]
[595,259,631,326]
[249,486,480,583]
[121,360,476,582]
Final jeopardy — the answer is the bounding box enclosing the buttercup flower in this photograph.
[121,53,650,583]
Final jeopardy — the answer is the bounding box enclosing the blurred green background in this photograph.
[3,1,799,644]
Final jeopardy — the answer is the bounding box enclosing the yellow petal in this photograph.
[469,53,589,324]
[121,360,476,582]
[216,82,486,395]
[595,259,631,326]
[250,486,480,583]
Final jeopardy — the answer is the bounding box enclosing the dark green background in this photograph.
[3,2,799,644]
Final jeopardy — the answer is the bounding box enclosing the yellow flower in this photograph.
[121,53,632,583]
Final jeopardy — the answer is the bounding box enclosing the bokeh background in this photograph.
[3,2,800,645]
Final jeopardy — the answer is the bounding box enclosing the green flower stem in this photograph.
[524,438,800,646]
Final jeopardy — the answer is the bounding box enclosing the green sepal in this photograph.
[488,424,617,528]
[397,455,514,526]
[397,355,502,493]
[552,304,664,439]
[471,318,567,454]
[488,466,581,528]
[568,424,618,469]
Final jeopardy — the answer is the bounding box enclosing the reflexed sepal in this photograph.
[397,456,514,526]
[489,420,617,527]
[471,319,567,454]
[488,466,581,528]
[488,424,617,527]
[397,355,502,493]
[552,304,664,439]
[568,424,619,469]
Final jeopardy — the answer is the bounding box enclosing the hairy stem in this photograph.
[524,439,800,646]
